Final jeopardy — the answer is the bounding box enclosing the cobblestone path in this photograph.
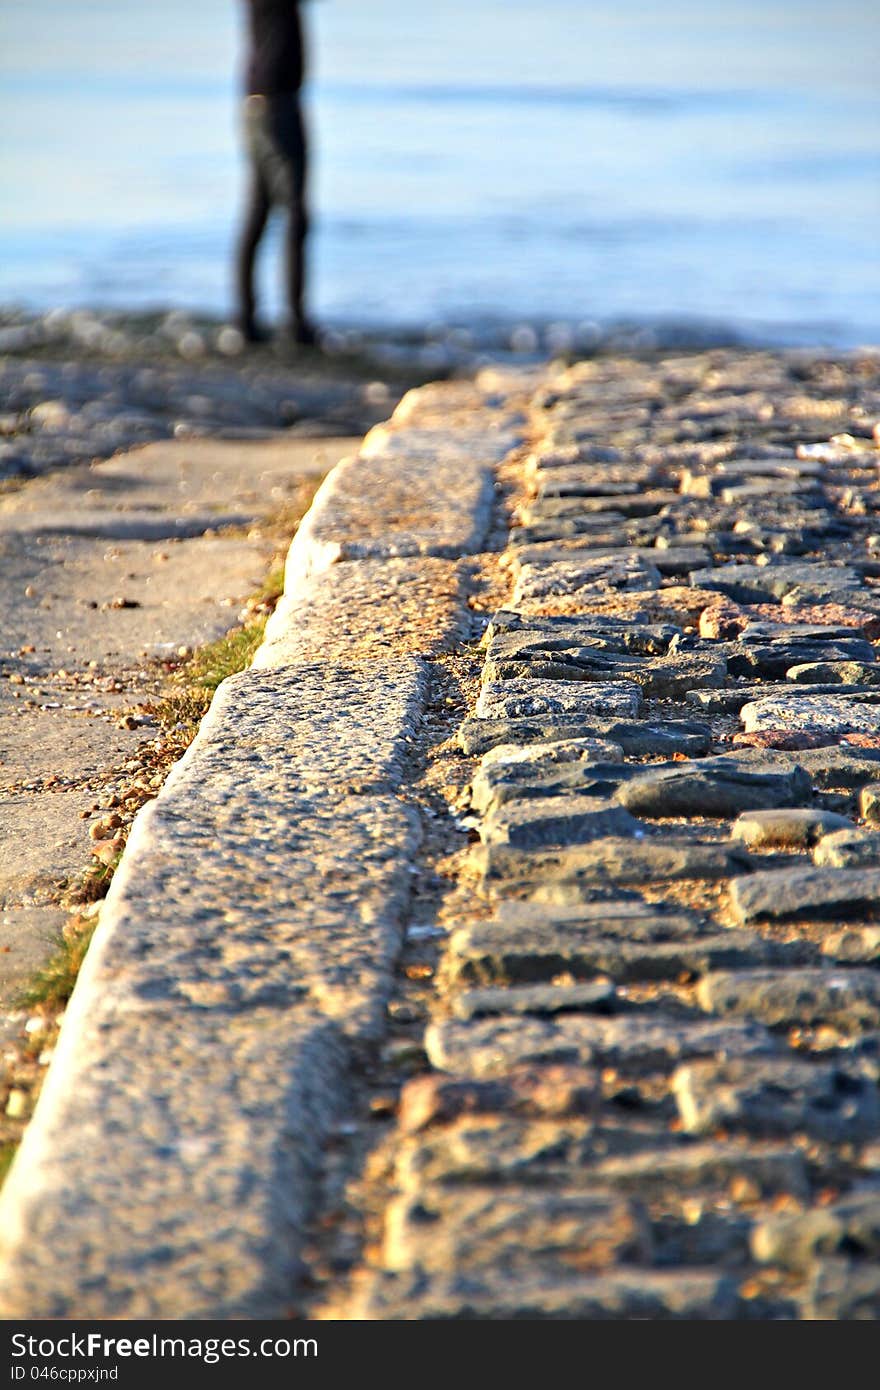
[334,350,880,1320]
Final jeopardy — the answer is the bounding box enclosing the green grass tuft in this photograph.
[181,617,268,693]
[0,1143,17,1186]
[19,920,98,1014]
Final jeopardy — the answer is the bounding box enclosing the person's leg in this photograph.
[271,97,315,344]
[235,106,272,343]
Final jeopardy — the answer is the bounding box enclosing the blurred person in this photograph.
[236,0,316,346]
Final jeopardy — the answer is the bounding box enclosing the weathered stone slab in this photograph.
[397,1067,601,1134]
[730,867,880,924]
[394,1116,607,1186]
[689,563,861,605]
[476,678,641,720]
[807,1259,880,1319]
[512,541,710,578]
[0,659,430,1318]
[352,1267,739,1320]
[742,694,880,737]
[688,683,880,714]
[618,758,811,819]
[451,981,617,1021]
[673,1057,880,1140]
[481,796,642,849]
[485,607,680,654]
[727,638,875,679]
[483,645,725,696]
[471,746,632,813]
[459,716,711,758]
[478,836,753,896]
[482,640,644,686]
[591,1144,808,1201]
[728,744,880,790]
[446,914,798,987]
[513,553,661,605]
[731,808,853,850]
[381,1186,649,1275]
[787,661,880,686]
[521,490,679,522]
[752,1192,880,1273]
[285,409,514,583]
[813,829,880,868]
[739,621,872,645]
[535,470,645,496]
[258,555,469,665]
[426,1013,774,1079]
[510,515,628,544]
[697,968,880,1032]
[820,925,880,963]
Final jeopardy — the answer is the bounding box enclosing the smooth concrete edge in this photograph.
[0,376,522,1318]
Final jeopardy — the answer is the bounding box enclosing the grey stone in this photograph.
[787,661,880,685]
[0,660,432,1318]
[458,716,711,758]
[752,1192,880,1272]
[483,644,725,697]
[618,758,812,819]
[741,694,880,737]
[807,1259,880,1319]
[426,1013,774,1080]
[688,683,880,714]
[672,1058,880,1140]
[730,866,880,924]
[511,541,710,578]
[482,644,644,687]
[603,720,714,758]
[513,553,661,605]
[820,926,880,963]
[689,562,861,604]
[381,1186,649,1275]
[697,968,880,1032]
[484,607,679,655]
[739,621,872,645]
[796,747,880,789]
[445,907,804,987]
[522,489,679,522]
[476,678,642,721]
[649,1210,754,1267]
[509,516,628,544]
[590,1143,808,1201]
[394,1117,630,1188]
[470,744,629,813]
[721,745,880,791]
[732,808,853,850]
[451,981,617,1021]
[481,796,642,849]
[633,652,727,697]
[353,1267,739,1320]
[728,639,875,679]
[396,1068,601,1134]
[860,782,880,824]
[814,829,880,868]
[535,472,645,498]
[477,836,753,897]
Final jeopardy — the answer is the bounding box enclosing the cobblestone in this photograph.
[329,349,880,1322]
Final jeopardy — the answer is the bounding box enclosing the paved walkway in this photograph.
[3,349,880,1318]
[328,350,880,1321]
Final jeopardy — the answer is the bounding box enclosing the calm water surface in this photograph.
[1,0,878,345]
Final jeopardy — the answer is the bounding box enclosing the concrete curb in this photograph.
[0,379,523,1318]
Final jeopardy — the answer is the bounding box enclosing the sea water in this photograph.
[0,0,878,346]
